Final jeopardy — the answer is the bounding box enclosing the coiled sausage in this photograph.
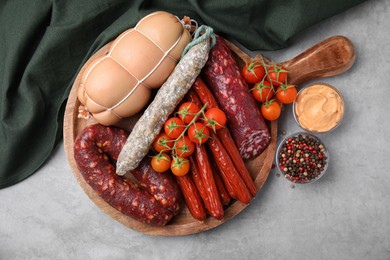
[73,124,182,226]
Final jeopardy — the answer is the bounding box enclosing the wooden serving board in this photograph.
[63,36,355,236]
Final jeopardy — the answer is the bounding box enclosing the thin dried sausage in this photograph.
[186,88,252,203]
[194,145,224,220]
[207,131,252,204]
[175,174,207,221]
[191,79,258,196]
[116,36,212,175]
[211,161,231,206]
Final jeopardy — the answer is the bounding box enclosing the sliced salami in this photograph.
[202,36,271,159]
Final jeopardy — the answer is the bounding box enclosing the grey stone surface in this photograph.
[1,0,389,259]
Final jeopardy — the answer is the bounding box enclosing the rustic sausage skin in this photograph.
[73,124,182,226]
[131,156,182,215]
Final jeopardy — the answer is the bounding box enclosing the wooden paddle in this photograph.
[229,35,355,85]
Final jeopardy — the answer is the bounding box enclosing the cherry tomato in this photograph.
[164,117,185,139]
[177,102,201,124]
[152,132,173,152]
[261,100,282,121]
[204,107,227,131]
[242,61,265,84]
[267,64,288,87]
[151,153,172,173]
[171,157,190,176]
[175,136,195,158]
[276,84,297,104]
[188,122,210,144]
[252,80,275,102]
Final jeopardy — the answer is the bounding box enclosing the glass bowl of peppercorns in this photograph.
[275,132,329,184]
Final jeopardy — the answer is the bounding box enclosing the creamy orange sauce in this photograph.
[294,84,344,132]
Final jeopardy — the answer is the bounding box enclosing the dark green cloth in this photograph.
[0,0,365,188]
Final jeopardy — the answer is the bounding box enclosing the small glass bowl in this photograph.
[293,83,344,134]
[275,132,329,184]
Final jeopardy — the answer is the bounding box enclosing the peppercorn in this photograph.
[277,133,327,183]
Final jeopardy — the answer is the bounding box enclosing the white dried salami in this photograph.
[116,30,213,175]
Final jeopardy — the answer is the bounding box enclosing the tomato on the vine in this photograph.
[204,107,227,131]
[151,153,172,173]
[276,84,297,104]
[252,80,275,103]
[171,157,190,176]
[175,136,195,158]
[152,132,173,152]
[261,100,282,121]
[188,122,210,144]
[164,117,185,139]
[242,60,265,84]
[177,102,201,124]
[267,64,288,87]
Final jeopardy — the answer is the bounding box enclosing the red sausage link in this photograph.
[186,90,229,210]
[217,128,257,197]
[192,78,257,196]
[73,124,182,226]
[201,37,271,159]
[175,174,207,221]
[194,145,224,220]
[212,157,236,199]
[211,161,231,206]
[192,78,219,109]
[207,131,252,204]
[187,88,252,202]
[189,156,212,214]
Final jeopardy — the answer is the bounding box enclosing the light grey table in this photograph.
[1,0,389,259]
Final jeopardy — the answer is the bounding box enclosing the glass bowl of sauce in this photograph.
[293,83,344,133]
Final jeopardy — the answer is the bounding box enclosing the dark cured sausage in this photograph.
[202,36,271,159]
[130,156,182,216]
[73,124,182,226]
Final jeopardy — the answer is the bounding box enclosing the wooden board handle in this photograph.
[283,35,355,85]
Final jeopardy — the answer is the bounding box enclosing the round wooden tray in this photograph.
[63,39,277,236]
[64,34,356,235]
